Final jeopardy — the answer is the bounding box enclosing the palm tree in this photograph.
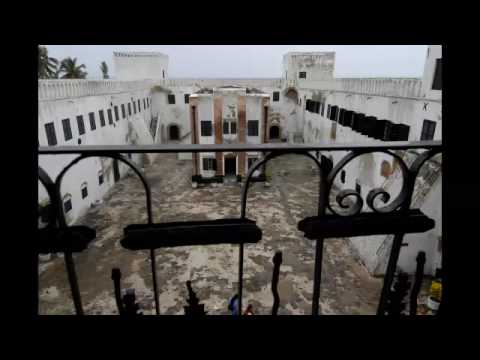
[38,46,59,79]
[59,57,88,79]
[100,61,109,79]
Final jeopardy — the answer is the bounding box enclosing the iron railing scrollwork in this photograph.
[38,142,442,315]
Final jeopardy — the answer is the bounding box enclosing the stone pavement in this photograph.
[39,153,382,315]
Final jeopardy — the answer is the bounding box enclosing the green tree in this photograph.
[100,61,109,79]
[38,46,59,79]
[59,57,88,79]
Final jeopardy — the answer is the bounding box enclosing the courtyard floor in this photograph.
[39,153,383,315]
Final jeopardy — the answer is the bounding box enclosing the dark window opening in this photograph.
[98,173,104,185]
[90,112,97,130]
[133,101,137,114]
[420,119,436,141]
[138,99,141,112]
[163,70,165,79]
[247,120,259,136]
[200,121,212,136]
[128,103,132,116]
[273,91,280,102]
[143,98,146,110]
[327,104,331,118]
[62,118,72,141]
[107,109,113,124]
[231,122,237,134]
[224,158,236,176]
[98,110,105,127]
[81,185,88,199]
[269,125,280,139]
[223,122,229,134]
[202,158,217,171]
[169,125,180,140]
[432,59,442,90]
[121,104,126,119]
[77,115,85,135]
[45,122,57,146]
[168,94,176,105]
[114,106,119,121]
[63,198,72,213]
[299,71,306,79]
[185,94,190,104]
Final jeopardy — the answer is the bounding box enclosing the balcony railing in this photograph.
[38,141,442,316]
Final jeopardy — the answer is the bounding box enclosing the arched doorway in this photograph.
[269,125,280,140]
[169,124,180,141]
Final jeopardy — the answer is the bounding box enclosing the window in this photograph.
[247,120,259,136]
[138,99,141,112]
[45,122,57,146]
[77,115,85,135]
[121,104,126,119]
[168,94,176,104]
[133,100,137,114]
[143,98,146,110]
[63,195,72,213]
[420,119,436,141]
[299,71,306,79]
[432,59,442,90]
[163,70,165,79]
[128,103,132,116]
[81,183,88,199]
[200,121,212,136]
[223,121,229,134]
[107,109,113,124]
[114,106,119,121]
[202,157,216,171]
[231,122,237,134]
[169,124,180,140]
[321,102,325,116]
[248,157,258,169]
[98,110,105,127]
[147,98,149,107]
[90,112,97,130]
[185,94,190,104]
[273,91,279,102]
[98,171,104,185]
[62,118,72,141]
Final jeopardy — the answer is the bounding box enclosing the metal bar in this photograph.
[238,243,244,316]
[410,251,426,316]
[271,251,282,315]
[150,249,160,315]
[39,141,442,155]
[376,233,405,315]
[64,252,83,315]
[311,239,325,315]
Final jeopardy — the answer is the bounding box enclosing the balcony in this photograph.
[37,141,442,315]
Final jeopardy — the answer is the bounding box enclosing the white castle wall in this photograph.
[38,80,156,224]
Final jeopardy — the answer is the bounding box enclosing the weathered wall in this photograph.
[38,81,155,224]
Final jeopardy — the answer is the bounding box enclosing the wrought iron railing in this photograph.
[38,141,442,315]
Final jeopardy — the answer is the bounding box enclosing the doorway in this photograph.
[225,157,236,176]
[269,125,280,140]
[169,124,179,141]
[113,159,120,183]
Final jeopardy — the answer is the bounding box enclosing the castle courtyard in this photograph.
[39,153,383,315]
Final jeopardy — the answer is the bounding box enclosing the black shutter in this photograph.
[352,113,364,132]
[62,118,72,141]
[114,106,119,121]
[45,122,57,146]
[338,109,345,125]
[90,112,97,130]
[390,123,410,141]
[77,115,85,135]
[373,120,392,141]
[343,111,354,128]
[98,110,105,127]
[185,94,190,104]
[107,109,113,124]
[223,122,229,134]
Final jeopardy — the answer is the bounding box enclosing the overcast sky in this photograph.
[44,45,428,79]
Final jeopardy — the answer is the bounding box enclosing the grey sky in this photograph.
[44,45,428,79]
